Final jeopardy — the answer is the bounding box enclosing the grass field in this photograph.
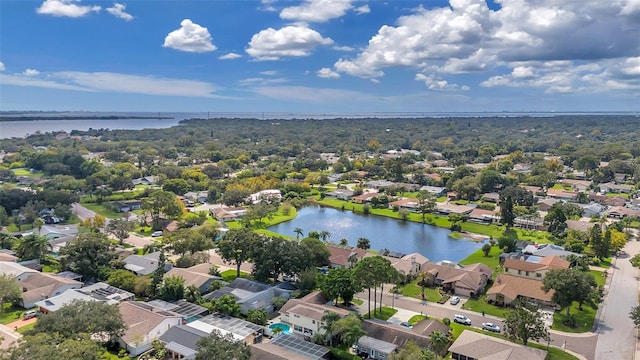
[220,269,249,282]
[400,279,443,302]
[366,306,397,321]
[408,314,427,324]
[462,296,512,318]
[0,305,27,324]
[552,302,597,333]
[79,202,123,219]
[11,168,44,177]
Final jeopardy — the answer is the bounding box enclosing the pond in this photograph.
[268,205,486,263]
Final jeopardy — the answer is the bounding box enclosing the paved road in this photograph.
[594,240,640,360]
[356,290,596,359]
[71,202,96,221]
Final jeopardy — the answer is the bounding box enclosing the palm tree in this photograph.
[319,230,331,242]
[336,314,366,347]
[271,326,284,337]
[15,233,52,262]
[429,330,450,359]
[294,227,304,239]
[357,237,370,250]
[33,217,45,235]
[418,271,429,300]
[321,311,341,346]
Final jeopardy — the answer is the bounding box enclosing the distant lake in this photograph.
[268,205,485,263]
[0,118,183,139]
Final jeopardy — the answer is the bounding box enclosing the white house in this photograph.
[278,291,351,340]
[117,301,182,356]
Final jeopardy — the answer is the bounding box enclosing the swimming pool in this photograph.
[269,323,291,334]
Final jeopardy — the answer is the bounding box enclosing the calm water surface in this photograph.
[268,206,485,263]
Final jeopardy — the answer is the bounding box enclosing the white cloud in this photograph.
[219,52,242,60]
[0,62,5,71]
[335,0,640,94]
[238,77,288,86]
[23,69,41,76]
[260,70,278,76]
[246,25,333,60]
[317,67,340,79]
[354,5,370,14]
[332,45,354,52]
[280,0,354,23]
[106,3,133,21]
[36,0,100,18]
[251,85,374,103]
[1,70,221,98]
[163,19,216,53]
[415,73,467,91]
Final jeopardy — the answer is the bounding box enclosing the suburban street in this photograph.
[71,202,96,221]
[594,239,640,360]
[356,289,596,360]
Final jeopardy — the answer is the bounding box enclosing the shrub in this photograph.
[442,318,451,325]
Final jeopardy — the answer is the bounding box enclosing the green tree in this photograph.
[481,243,492,257]
[15,233,51,262]
[162,178,191,195]
[59,233,118,281]
[630,305,640,328]
[211,294,241,317]
[150,250,167,298]
[218,228,261,278]
[106,217,134,245]
[318,267,362,306]
[158,276,185,301]
[195,330,250,360]
[398,208,410,221]
[544,203,567,236]
[500,195,515,228]
[333,313,366,347]
[6,333,109,360]
[32,217,45,235]
[319,230,331,242]
[389,340,436,360]
[105,269,137,292]
[245,309,268,326]
[0,274,21,312]
[590,225,609,258]
[429,330,450,359]
[416,191,435,223]
[320,311,342,346]
[503,299,550,346]
[300,237,330,267]
[631,254,640,268]
[29,300,125,342]
[542,268,598,316]
[497,229,518,253]
[142,189,183,229]
[357,237,370,250]
[294,227,304,239]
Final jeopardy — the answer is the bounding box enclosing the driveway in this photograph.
[71,203,96,221]
[0,324,21,350]
[594,240,640,360]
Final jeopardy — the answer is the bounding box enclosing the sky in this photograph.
[0,0,639,113]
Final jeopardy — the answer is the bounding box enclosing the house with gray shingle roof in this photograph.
[450,330,546,360]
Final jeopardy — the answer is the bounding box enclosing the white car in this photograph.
[453,314,471,325]
[482,322,501,333]
[151,231,163,237]
[450,296,460,305]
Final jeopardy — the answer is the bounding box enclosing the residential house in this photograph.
[468,208,499,224]
[183,191,208,204]
[382,252,429,278]
[0,251,18,262]
[599,182,633,194]
[35,282,134,313]
[604,196,628,207]
[580,203,608,218]
[536,198,560,211]
[247,189,282,204]
[546,189,578,201]
[163,267,218,294]
[565,219,595,233]
[360,318,449,350]
[124,251,173,276]
[251,335,330,360]
[278,291,351,339]
[210,206,247,222]
[449,330,547,360]
[0,261,83,308]
[419,186,447,196]
[562,179,592,192]
[158,324,208,360]
[588,193,608,204]
[521,185,544,195]
[117,301,182,356]
[187,313,263,344]
[420,262,493,297]
[481,192,500,203]
[204,278,275,314]
[145,299,208,324]
[326,245,370,268]
[113,200,143,213]
[523,244,579,258]
[605,206,640,219]
[356,336,396,359]
[351,192,380,204]
[435,203,474,216]
[389,198,419,211]
[487,273,555,307]
[614,173,627,183]
[426,173,442,183]
[324,188,354,201]
[132,176,158,186]
[503,256,569,280]
[365,180,395,190]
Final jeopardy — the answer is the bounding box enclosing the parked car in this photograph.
[151,231,163,237]
[482,322,501,332]
[400,321,414,329]
[23,310,38,320]
[282,273,297,282]
[450,296,460,305]
[453,314,471,325]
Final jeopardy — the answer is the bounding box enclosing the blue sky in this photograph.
[0,0,639,113]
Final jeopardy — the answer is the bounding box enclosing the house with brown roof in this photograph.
[383,252,430,278]
[351,192,380,204]
[389,198,420,211]
[164,267,218,294]
[503,256,569,280]
[278,291,351,340]
[420,262,493,297]
[487,273,555,307]
[565,219,594,233]
[599,182,633,194]
[605,206,640,219]
[536,198,560,211]
[604,196,627,207]
[435,203,474,216]
[326,245,370,268]
[546,189,578,200]
[562,179,592,192]
[361,318,449,350]
[117,301,182,356]
[210,207,247,222]
[468,208,498,224]
[450,330,546,360]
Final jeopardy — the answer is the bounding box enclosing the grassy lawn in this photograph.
[408,314,427,324]
[220,269,249,282]
[0,305,28,324]
[16,322,36,334]
[11,168,44,177]
[80,202,122,219]
[400,279,442,302]
[589,270,606,287]
[462,295,512,318]
[366,306,397,321]
[103,349,135,360]
[552,302,597,333]
[460,245,502,270]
